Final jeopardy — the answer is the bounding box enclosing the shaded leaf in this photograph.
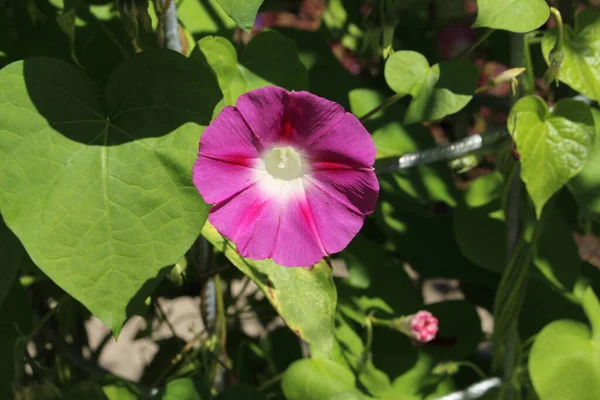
[454,203,506,273]
[569,108,600,216]
[194,31,308,106]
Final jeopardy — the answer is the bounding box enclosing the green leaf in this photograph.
[349,88,459,206]
[382,352,454,400]
[454,203,506,273]
[276,28,364,109]
[508,96,595,218]
[0,50,221,334]
[339,234,421,315]
[334,315,392,397]
[161,378,209,400]
[384,51,478,124]
[529,306,600,400]
[463,171,504,208]
[473,0,550,32]
[0,281,31,399]
[282,358,368,400]
[102,382,138,400]
[194,31,308,106]
[384,51,430,96]
[178,0,236,37]
[542,9,600,103]
[214,0,264,32]
[534,206,580,293]
[569,108,600,216]
[202,223,337,357]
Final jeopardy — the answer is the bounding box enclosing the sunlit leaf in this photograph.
[508,96,595,217]
[542,9,600,103]
[473,0,550,32]
[384,51,478,124]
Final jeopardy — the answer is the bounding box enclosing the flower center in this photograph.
[263,146,304,181]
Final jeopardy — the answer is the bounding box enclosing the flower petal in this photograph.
[235,86,287,146]
[235,86,346,147]
[306,169,379,215]
[192,157,260,204]
[283,91,345,146]
[208,181,326,267]
[306,113,376,169]
[302,178,372,255]
[199,106,263,160]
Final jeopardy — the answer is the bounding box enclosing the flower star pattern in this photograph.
[193,86,379,267]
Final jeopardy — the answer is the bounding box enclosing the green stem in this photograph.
[357,316,374,375]
[28,294,69,340]
[258,372,284,392]
[155,299,181,341]
[456,28,495,59]
[369,316,393,327]
[457,361,488,380]
[522,34,535,96]
[359,93,403,123]
[549,7,565,50]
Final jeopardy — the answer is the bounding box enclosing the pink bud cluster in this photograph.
[409,311,439,343]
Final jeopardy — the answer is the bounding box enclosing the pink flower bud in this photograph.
[409,311,439,343]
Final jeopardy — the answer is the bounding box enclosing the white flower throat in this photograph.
[263,146,305,181]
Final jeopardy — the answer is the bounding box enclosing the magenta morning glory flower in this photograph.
[192,86,379,267]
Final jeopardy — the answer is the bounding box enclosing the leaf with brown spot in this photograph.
[202,223,337,357]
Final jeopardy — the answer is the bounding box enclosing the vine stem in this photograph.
[359,93,403,123]
[162,0,182,53]
[27,294,69,340]
[549,7,565,50]
[258,372,285,392]
[456,28,495,60]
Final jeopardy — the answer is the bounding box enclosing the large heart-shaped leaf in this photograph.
[508,96,595,218]
[473,0,550,32]
[542,9,600,103]
[0,50,221,333]
[202,223,336,357]
[194,31,308,106]
[214,0,264,32]
[384,51,478,125]
[529,289,600,400]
